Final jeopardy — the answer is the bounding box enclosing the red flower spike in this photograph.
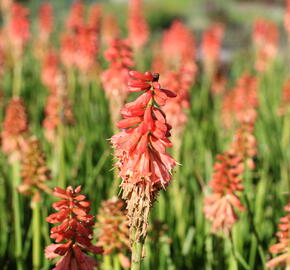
[7,3,30,58]
[101,39,134,124]
[38,3,53,42]
[253,19,278,72]
[201,23,224,78]
[222,72,258,129]
[203,152,245,234]
[65,1,84,32]
[1,97,29,162]
[128,0,150,50]
[45,186,103,270]
[267,203,290,268]
[110,70,176,240]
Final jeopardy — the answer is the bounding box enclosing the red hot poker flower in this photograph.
[7,3,30,58]
[253,19,279,72]
[267,203,290,268]
[222,73,258,129]
[201,23,224,78]
[128,0,150,51]
[1,97,29,162]
[101,39,134,123]
[285,0,290,37]
[65,1,84,32]
[45,186,103,270]
[101,13,120,46]
[203,152,245,234]
[111,71,177,239]
[38,3,54,42]
[74,25,99,76]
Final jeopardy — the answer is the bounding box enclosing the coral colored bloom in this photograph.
[1,97,29,162]
[160,20,197,71]
[128,0,150,50]
[38,3,54,42]
[88,3,102,33]
[41,50,61,91]
[65,1,84,32]
[152,21,197,151]
[253,19,279,72]
[222,73,258,129]
[111,71,176,239]
[230,122,257,170]
[74,25,99,75]
[19,137,51,202]
[267,203,290,268]
[45,186,103,270]
[204,152,245,234]
[101,39,134,123]
[201,23,224,78]
[7,3,30,57]
[96,197,131,268]
[60,32,77,69]
[43,71,74,143]
[285,0,290,37]
[101,13,120,45]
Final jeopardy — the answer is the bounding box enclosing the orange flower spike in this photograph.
[1,97,29,162]
[38,2,54,42]
[111,71,177,239]
[203,152,245,234]
[128,0,150,51]
[253,19,279,72]
[267,203,290,268]
[7,3,30,58]
[45,186,103,270]
[201,23,224,78]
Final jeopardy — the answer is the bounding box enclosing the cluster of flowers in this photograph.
[95,197,131,268]
[252,19,279,72]
[61,1,101,77]
[204,73,259,233]
[267,203,290,268]
[45,186,103,270]
[152,20,197,152]
[101,39,134,124]
[204,152,245,233]
[1,98,52,202]
[111,70,177,239]
[42,51,75,143]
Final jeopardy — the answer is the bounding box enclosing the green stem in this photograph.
[32,201,41,270]
[13,58,23,97]
[131,230,145,270]
[12,161,23,270]
[68,68,76,102]
[57,123,66,188]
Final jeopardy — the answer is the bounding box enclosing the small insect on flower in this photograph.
[45,186,103,270]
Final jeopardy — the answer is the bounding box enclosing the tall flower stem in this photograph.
[13,58,23,97]
[32,201,41,270]
[131,230,145,270]
[68,67,76,102]
[12,161,23,270]
[57,123,65,188]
